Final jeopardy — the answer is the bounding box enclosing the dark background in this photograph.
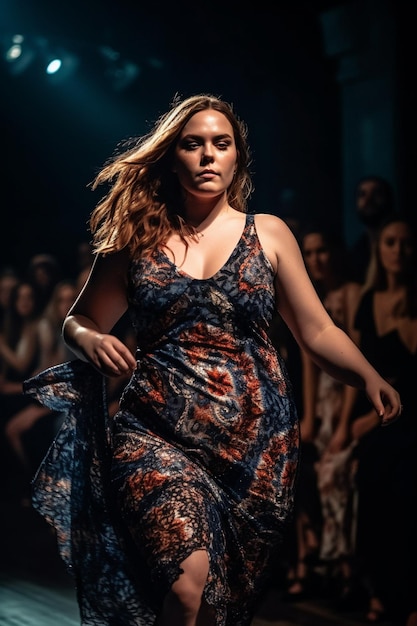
[1,0,414,279]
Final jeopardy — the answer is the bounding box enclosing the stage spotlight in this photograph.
[46,58,62,74]
[43,47,79,83]
[2,34,36,75]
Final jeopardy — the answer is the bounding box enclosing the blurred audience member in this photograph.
[26,253,61,315]
[0,281,41,501]
[284,226,361,605]
[0,266,20,332]
[5,280,78,488]
[351,214,417,624]
[348,175,395,284]
[0,281,40,404]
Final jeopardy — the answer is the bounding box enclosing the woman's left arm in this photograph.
[256,214,401,424]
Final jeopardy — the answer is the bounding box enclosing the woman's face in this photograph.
[173,109,237,199]
[15,283,36,318]
[378,221,414,275]
[302,233,331,282]
[0,274,19,308]
[356,179,390,226]
[56,284,77,321]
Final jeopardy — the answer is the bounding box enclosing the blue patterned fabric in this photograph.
[24,360,156,625]
[24,214,299,625]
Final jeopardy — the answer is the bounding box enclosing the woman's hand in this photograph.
[76,329,137,378]
[365,374,402,427]
[61,250,137,378]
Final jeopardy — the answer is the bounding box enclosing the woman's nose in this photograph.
[200,145,214,164]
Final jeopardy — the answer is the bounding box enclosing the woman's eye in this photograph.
[184,141,199,150]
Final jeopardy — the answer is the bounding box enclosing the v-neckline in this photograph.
[158,215,250,282]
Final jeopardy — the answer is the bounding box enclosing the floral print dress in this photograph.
[24,214,299,626]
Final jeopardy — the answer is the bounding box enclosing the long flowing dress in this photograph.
[24,214,300,626]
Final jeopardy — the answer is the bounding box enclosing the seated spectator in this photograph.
[0,280,41,502]
[26,253,62,315]
[5,280,78,483]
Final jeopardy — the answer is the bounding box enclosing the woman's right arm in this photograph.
[63,250,137,378]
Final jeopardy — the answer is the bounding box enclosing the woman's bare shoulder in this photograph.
[254,213,300,249]
[253,213,300,273]
[253,212,289,230]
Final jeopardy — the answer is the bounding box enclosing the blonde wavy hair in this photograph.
[88,93,253,259]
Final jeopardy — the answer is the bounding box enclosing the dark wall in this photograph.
[2,0,408,278]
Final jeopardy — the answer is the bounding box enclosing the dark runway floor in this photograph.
[0,496,402,626]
